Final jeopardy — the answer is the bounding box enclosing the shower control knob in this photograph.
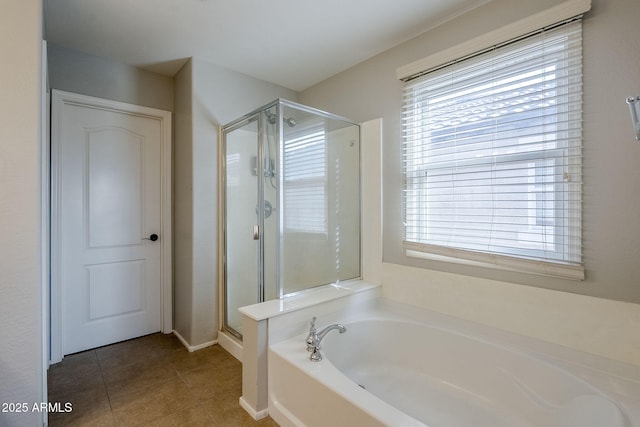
[256,200,273,218]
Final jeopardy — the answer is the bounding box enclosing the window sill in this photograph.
[404,242,585,281]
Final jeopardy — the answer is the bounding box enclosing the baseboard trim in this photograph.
[239,396,269,420]
[217,330,243,362]
[172,329,217,352]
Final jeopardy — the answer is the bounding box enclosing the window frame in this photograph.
[401,20,584,280]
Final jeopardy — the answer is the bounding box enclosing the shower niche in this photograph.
[221,99,361,339]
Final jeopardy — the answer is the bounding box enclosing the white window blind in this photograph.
[402,20,584,280]
[284,125,327,234]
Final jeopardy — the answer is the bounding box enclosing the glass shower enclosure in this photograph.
[221,99,360,339]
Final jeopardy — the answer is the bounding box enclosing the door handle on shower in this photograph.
[253,225,259,240]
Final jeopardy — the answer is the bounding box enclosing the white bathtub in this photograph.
[268,300,640,427]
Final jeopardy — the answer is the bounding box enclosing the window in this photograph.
[402,20,583,280]
[283,124,327,234]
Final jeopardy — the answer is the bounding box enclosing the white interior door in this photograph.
[52,91,170,356]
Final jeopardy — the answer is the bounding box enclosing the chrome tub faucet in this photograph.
[305,316,346,362]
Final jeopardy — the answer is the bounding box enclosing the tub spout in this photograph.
[305,319,346,362]
[317,323,347,342]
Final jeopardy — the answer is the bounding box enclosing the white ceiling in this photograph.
[44,0,490,91]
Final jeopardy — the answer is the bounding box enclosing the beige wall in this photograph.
[48,44,174,111]
[173,60,195,343]
[301,0,640,305]
[0,1,45,425]
[173,57,297,347]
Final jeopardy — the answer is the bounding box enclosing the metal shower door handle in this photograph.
[253,225,259,240]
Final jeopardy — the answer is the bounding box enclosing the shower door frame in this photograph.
[220,100,281,339]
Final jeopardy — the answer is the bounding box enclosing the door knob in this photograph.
[143,233,159,241]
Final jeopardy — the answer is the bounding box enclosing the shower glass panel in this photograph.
[223,116,260,337]
[280,104,361,295]
[221,99,360,339]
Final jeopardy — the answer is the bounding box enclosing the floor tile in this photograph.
[177,350,242,403]
[110,376,201,425]
[48,350,104,396]
[209,407,273,427]
[169,345,237,375]
[143,401,216,426]
[96,334,181,371]
[49,409,116,427]
[46,334,278,426]
[103,357,180,404]
[48,383,113,426]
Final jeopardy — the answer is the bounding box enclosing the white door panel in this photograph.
[87,127,144,248]
[86,260,145,320]
[57,99,164,355]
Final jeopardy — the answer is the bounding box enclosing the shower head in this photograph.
[264,111,296,127]
[265,111,277,125]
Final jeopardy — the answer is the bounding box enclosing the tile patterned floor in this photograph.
[47,333,279,426]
